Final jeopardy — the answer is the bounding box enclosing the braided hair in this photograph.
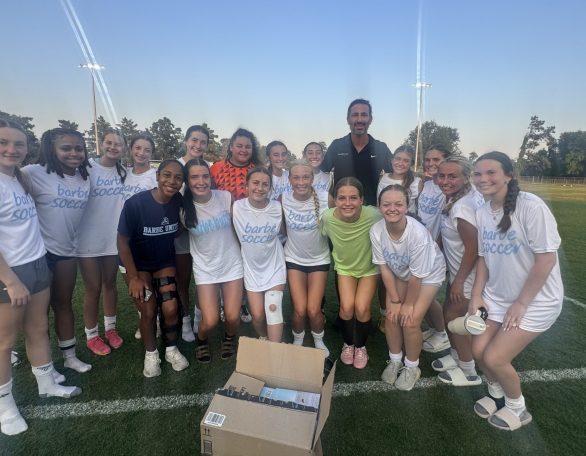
[476,151,520,232]
[39,128,90,180]
[440,156,473,215]
[0,118,31,194]
[290,159,320,220]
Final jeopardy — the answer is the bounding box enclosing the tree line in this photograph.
[1,109,583,177]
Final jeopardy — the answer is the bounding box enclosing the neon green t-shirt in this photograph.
[320,205,381,277]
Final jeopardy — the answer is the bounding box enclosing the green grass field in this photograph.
[2,183,585,455]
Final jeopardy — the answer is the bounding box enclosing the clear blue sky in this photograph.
[2,0,585,157]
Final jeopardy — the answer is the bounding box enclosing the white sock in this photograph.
[0,379,28,436]
[165,345,177,354]
[505,394,526,416]
[457,359,477,377]
[292,330,305,346]
[404,357,419,368]
[104,315,117,332]
[145,349,159,357]
[487,380,505,399]
[194,308,202,320]
[59,338,92,373]
[311,330,330,358]
[182,315,192,327]
[84,325,99,340]
[435,330,447,337]
[389,351,403,363]
[450,348,460,362]
[32,363,82,398]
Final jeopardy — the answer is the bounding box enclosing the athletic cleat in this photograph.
[240,305,252,323]
[381,360,403,385]
[395,366,421,391]
[353,346,369,369]
[87,336,111,356]
[340,343,355,365]
[0,407,28,436]
[143,351,161,378]
[165,347,189,371]
[105,329,124,349]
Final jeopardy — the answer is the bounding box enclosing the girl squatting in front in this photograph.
[0,120,81,436]
[469,151,563,431]
[117,159,189,377]
[432,156,484,386]
[232,167,286,343]
[370,185,446,390]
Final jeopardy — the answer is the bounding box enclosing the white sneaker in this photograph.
[165,347,189,371]
[381,360,403,385]
[143,350,161,378]
[395,366,421,391]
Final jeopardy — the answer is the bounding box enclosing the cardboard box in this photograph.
[200,337,335,455]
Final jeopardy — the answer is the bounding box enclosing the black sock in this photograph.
[197,337,208,346]
[340,317,354,345]
[355,319,371,348]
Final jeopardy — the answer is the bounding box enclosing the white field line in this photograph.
[565,295,586,310]
[21,367,586,420]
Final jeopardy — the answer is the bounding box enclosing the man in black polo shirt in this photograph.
[320,99,392,206]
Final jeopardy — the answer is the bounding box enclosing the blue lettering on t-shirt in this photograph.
[287,211,317,231]
[10,192,37,221]
[241,221,279,243]
[91,175,123,198]
[482,227,521,255]
[190,212,231,235]
[382,247,410,271]
[418,193,442,215]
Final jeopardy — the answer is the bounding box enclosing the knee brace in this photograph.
[264,290,284,326]
[152,276,179,304]
[152,276,181,345]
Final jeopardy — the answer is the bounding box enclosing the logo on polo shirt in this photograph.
[161,217,169,225]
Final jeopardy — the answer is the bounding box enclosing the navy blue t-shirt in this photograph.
[118,190,181,272]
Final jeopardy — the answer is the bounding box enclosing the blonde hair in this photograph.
[289,159,320,221]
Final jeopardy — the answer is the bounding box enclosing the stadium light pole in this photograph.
[413,81,432,172]
[79,63,104,155]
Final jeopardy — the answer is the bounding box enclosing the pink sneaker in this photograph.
[340,343,355,365]
[87,336,111,356]
[353,346,368,369]
[105,329,124,349]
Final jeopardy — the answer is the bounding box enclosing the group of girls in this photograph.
[370,144,563,431]
[0,114,563,435]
